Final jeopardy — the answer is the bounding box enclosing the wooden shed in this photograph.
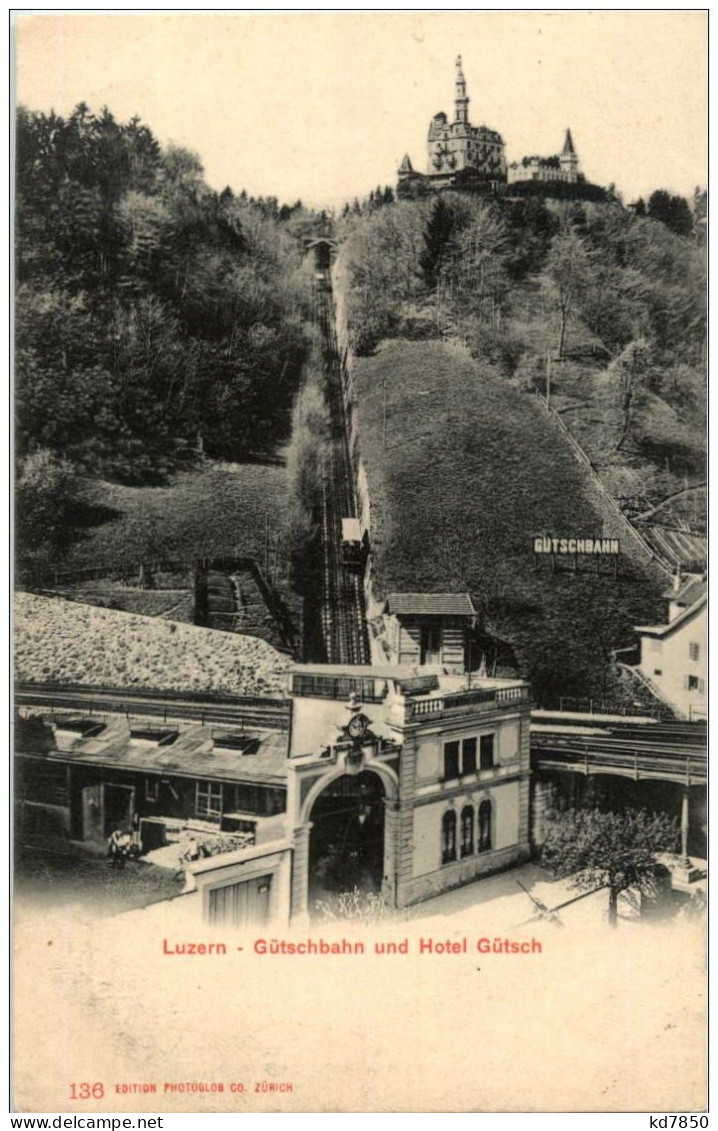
[383,593,477,671]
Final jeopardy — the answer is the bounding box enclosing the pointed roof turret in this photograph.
[454,54,469,124]
[398,153,414,175]
[562,128,576,156]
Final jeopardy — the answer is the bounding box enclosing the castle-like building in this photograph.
[398,57,595,199]
[507,129,579,186]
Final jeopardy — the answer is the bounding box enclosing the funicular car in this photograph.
[341,518,366,571]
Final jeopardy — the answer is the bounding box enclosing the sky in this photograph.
[14,11,707,210]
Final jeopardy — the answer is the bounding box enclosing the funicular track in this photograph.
[312,280,370,665]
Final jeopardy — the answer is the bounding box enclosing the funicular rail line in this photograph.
[313,278,370,666]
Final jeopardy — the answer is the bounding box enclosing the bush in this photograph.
[466,324,527,376]
[313,887,406,925]
[15,449,81,576]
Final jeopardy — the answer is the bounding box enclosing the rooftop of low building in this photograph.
[41,717,290,785]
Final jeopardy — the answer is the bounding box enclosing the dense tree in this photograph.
[454,206,510,327]
[419,197,459,292]
[647,190,694,237]
[15,104,315,482]
[540,806,679,926]
[15,449,81,575]
[502,198,560,279]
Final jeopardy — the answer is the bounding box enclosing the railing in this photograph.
[532,734,707,784]
[409,698,444,718]
[15,680,290,711]
[496,686,528,703]
[408,685,530,720]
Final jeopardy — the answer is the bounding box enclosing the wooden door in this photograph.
[208,874,272,927]
[420,625,442,665]
[82,784,104,844]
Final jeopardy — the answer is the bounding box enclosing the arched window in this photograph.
[441,810,457,864]
[478,800,492,853]
[460,805,474,857]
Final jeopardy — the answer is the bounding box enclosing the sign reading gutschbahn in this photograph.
[533,536,620,577]
[533,537,620,555]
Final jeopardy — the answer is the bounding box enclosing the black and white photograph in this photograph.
[11,11,707,1116]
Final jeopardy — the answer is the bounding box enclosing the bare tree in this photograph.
[542,229,591,359]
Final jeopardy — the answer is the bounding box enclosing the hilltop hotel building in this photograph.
[398,56,585,197]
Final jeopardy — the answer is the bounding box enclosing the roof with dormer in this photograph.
[47,719,289,785]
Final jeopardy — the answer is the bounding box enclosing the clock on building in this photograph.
[346,712,370,740]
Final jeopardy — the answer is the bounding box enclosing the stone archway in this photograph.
[291,761,399,920]
[308,770,386,907]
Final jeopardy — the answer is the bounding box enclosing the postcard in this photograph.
[12,11,707,1116]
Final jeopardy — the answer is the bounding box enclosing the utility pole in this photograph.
[264,514,270,575]
[546,351,552,411]
[383,375,388,452]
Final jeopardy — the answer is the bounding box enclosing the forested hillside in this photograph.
[16,104,317,481]
[341,192,705,519]
[15,103,321,574]
[339,191,705,705]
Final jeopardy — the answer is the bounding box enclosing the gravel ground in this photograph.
[15,592,292,696]
[14,843,187,917]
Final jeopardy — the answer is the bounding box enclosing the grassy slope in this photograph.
[66,462,289,568]
[40,460,298,646]
[353,339,666,705]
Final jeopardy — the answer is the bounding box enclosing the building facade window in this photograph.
[689,642,700,661]
[442,809,457,864]
[686,675,703,692]
[460,805,474,857]
[145,778,159,802]
[478,800,492,852]
[462,738,477,776]
[444,741,460,781]
[196,780,222,818]
[480,734,495,770]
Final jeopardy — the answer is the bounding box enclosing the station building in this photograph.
[16,662,532,927]
[284,664,532,916]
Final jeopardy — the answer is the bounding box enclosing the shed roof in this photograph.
[384,592,476,617]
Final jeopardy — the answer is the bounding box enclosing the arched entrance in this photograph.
[308,771,385,905]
